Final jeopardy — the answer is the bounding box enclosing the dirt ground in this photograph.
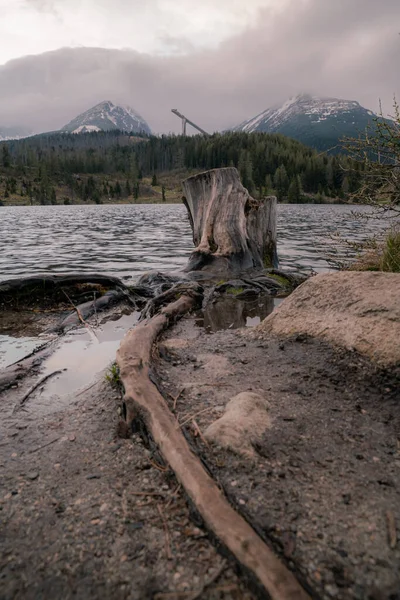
[1,304,400,600]
[0,373,254,600]
[155,317,400,600]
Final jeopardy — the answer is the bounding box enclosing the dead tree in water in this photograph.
[182,167,277,276]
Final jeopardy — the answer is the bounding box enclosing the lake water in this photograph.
[0,202,387,407]
[0,203,385,282]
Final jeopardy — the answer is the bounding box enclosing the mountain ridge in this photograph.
[62,100,152,135]
[233,94,379,152]
[0,125,33,142]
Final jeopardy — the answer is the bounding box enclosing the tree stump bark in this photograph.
[182,168,277,276]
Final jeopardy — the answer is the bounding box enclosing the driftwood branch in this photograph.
[13,370,64,413]
[0,342,55,394]
[116,289,310,600]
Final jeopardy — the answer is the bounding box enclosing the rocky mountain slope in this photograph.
[62,101,151,135]
[233,94,378,152]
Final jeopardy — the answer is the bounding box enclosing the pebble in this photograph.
[26,472,39,481]
[325,584,339,597]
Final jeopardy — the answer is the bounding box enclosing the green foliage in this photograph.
[274,165,289,200]
[238,149,254,193]
[105,363,121,387]
[381,229,400,272]
[288,175,303,203]
[226,286,245,295]
[151,173,158,186]
[2,145,11,168]
[0,129,363,204]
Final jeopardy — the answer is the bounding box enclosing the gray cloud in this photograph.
[1,0,399,134]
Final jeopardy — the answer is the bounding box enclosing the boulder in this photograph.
[256,271,400,367]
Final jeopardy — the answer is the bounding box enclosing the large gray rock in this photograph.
[256,271,400,367]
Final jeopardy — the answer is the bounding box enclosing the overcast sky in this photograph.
[0,0,399,134]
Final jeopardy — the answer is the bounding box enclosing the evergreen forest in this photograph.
[0,130,364,205]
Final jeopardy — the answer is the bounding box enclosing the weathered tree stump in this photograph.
[182,168,277,276]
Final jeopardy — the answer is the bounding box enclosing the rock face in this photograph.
[257,271,400,367]
[182,168,277,275]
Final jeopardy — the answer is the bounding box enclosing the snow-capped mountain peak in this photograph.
[233,94,378,152]
[62,101,152,135]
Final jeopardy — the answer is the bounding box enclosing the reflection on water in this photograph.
[3,312,140,415]
[196,295,283,333]
[0,203,387,282]
[0,334,44,368]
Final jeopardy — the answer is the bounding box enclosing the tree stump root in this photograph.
[116,286,311,600]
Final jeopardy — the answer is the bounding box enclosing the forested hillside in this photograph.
[0,130,363,205]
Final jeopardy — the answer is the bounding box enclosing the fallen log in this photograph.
[182,168,277,276]
[116,287,310,600]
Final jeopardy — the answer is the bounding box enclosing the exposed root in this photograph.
[116,285,310,600]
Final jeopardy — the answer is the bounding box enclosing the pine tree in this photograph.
[115,181,122,198]
[238,149,255,193]
[265,174,273,195]
[151,174,158,186]
[288,175,303,203]
[2,145,11,168]
[125,180,131,197]
[274,165,289,201]
[162,185,166,202]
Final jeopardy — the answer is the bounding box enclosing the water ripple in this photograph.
[0,203,385,282]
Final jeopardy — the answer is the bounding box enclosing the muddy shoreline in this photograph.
[1,274,399,599]
[155,317,400,599]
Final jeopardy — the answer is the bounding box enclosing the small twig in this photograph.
[14,370,64,413]
[386,510,397,549]
[61,288,99,342]
[154,593,195,599]
[29,437,60,454]
[192,419,210,448]
[157,504,172,560]
[149,458,169,472]
[75,381,99,397]
[165,484,182,510]
[178,407,214,429]
[130,491,165,498]
[93,292,98,327]
[173,388,185,410]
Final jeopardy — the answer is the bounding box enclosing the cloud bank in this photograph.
[0,0,398,134]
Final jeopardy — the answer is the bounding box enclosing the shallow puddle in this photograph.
[40,312,140,401]
[5,311,140,416]
[195,295,284,333]
[0,334,48,369]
